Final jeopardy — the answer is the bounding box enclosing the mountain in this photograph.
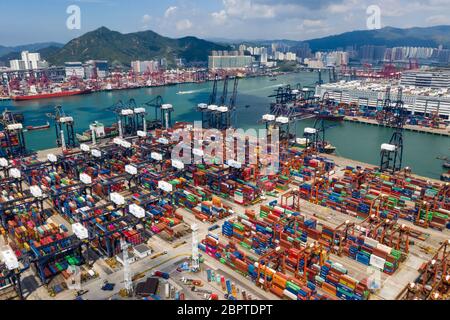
[304,25,450,51]
[0,46,62,64]
[0,42,64,57]
[46,27,230,66]
[216,25,450,52]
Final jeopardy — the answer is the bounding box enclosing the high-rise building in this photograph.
[9,51,48,70]
[208,54,253,70]
[260,53,268,64]
[65,62,85,79]
[238,44,246,55]
[85,60,109,78]
[131,60,159,74]
[304,58,324,68]
[20,51,48,69]
[295,43,312,59]
[359,45,386,62]
[9,59,27,71]
[285,52,297,61]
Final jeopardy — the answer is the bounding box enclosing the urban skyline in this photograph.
[2,0,450,46]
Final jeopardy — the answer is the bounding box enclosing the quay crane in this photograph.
[110,99,149,136]
[144,96,173,129]
[46,105,76,151]
[145,95,164,129]
[197,74,219,129]
[303,118,337,154]
[197,74,239,130]
[110,99,136,137]
[0,109,27,158]
[380,87,407,174]
[0,247,31,300]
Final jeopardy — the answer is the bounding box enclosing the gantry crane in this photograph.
[0,109,27,158]
[209,74,219,106]
[397,240,449,300]
[380,87,407,173]
[46,105,76,150]
[145,95,164,127]
[0,247,30,300]
[198,74,239,130]
[303,117,336,154]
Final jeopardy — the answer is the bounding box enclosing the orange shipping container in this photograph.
[270,285,284,298]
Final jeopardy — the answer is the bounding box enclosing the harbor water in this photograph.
[0,71,448,179]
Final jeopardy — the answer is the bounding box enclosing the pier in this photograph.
[344,116,450,137]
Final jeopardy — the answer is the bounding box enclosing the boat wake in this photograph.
[176,89,204,95]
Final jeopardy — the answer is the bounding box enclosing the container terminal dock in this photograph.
[343,116,450,137]
[0,127,448,301]
[0,78,449,302]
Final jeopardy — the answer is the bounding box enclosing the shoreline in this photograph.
[344,116,450,137]
[321,152,444,184]
[0,71,295,103]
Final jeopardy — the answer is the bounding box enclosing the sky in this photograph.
[1,0,450,46]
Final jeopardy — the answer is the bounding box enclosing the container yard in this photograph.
[0,101,448,302]
[0,64,449,302]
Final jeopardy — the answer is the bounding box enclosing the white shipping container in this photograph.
[165,283,170,298]
[377,243,392,254]
[364,237,379,248]
[283,289,298,300]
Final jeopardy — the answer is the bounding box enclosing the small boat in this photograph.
[295,138,336,154]
[441,171,450,182]
[443,162,450,169]
[26,122,50,131]
[321,143,336,154]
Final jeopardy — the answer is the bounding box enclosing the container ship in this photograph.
[11,87,91,101]
[76,121,119,143]
[315,110,345,121]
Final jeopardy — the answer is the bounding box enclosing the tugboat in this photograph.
[26,122,50,131]
[319,142,337,154]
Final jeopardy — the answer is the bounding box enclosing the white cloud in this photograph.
[211,10,228,25]
[294,19,331,36]
[141,14,151,28]
[176,19,193,31]
[145,0,450,41]
[327,0,360,14]
[426,14,450,24]
[302,19,325,28]
[164,6,178,18]
[221,0,276,19]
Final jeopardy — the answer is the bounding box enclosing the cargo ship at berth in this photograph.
[76,121,119,143]
[11,88,92,101]
[315,110,345,121]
